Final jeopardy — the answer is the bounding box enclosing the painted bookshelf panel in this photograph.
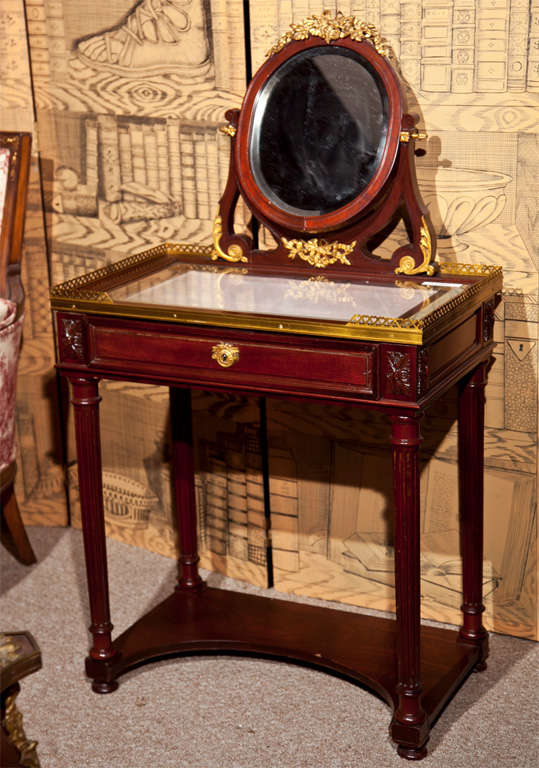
[3,0,537,640]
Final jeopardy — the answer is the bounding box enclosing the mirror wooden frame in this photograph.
[238,38,401,232]
[213,13,436,277]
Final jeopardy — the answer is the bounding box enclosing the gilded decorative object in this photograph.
[164,243,215,258]
[219,124,237,138]
[346,264,502,338]
[49,242,214,302]
[3,691,40,768]
[399,129,427,143]
[211,215,248,263]
[0,633,21,665]
[266,11,386,57]
[211,342,240,368]
[395,218,435,276]
[283,238,356,268]
[346,313,424,331]
[439,263,501,277]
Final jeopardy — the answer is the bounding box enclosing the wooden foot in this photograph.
[474,660,488,673]
[397,744,428,761]
[91,680,119,694]
[86,655,119,693]
[390,711,429,763]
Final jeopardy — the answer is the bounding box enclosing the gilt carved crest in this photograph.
[266,11,386,57]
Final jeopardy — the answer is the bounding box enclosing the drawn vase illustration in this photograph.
[417,166,511,252]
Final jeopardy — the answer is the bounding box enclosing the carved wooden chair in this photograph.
[0,131,36,565]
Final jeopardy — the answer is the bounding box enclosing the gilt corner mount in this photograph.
[213,11,435,277]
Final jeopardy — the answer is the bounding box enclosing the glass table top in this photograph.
[110,263,464,325]
[49,245,503,345]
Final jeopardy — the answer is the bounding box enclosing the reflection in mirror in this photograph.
[249,47,389,217]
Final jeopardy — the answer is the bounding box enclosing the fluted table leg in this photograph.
[70,376,118,693]
[458,362,489,669]
[170,387,204,592]
[389,414,429,760]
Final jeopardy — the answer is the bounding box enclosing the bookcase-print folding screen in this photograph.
[2,0,537,639]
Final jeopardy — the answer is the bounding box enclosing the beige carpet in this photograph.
[1,527,537,768]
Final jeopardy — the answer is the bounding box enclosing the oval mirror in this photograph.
[249,47,389,218]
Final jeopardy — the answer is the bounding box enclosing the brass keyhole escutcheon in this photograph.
[211,342,240,368]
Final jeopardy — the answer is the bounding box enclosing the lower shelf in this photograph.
[86,585,480,726]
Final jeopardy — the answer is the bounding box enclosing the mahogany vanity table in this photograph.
[50,13,502,761]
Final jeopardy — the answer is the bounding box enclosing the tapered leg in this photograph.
[170,387,204,591]
[458,362,489,669]
[70,376,118,693]
[389,414,429,760]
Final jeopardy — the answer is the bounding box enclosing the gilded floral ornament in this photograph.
[283,237,356,268]
[219,124,236,138]
[211,215,248,263]
[266,11,386,57]
[395,218,436,276]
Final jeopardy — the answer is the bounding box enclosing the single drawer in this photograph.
[89,323,377,398]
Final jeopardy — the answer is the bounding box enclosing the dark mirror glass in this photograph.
[249,47,389,217]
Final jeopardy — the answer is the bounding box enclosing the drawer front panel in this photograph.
[90,325,376,396]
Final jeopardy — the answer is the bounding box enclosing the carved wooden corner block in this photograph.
[482,297,497,343]
[383,347,415,400]
[382,347,431,401]
[58,314,88,364]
